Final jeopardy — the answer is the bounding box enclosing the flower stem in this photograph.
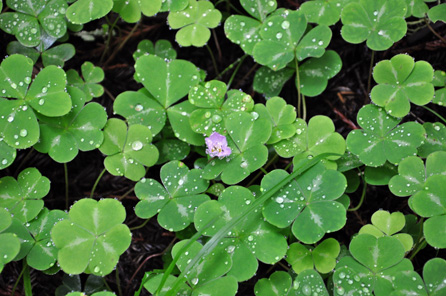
[294,55,303,118]
[130,219,150,231]
[206,44,220,77]
[227,55,247,89]
[348,173,367,212]
[422,105,446,124]
[64,163,69,210]
[90,168,106,199]
[367,50,375,94]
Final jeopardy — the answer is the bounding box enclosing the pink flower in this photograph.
[205,132,232,159]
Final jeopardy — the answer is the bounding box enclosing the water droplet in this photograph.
[24,77,31,84]
[19,129,27,137]
[281,21,290,29]
[251,112,259,120]
[134,104,143,111]
[293,281,299,290]
[339,272,346,279]
[336,287,345,295]
[212,114,222,123]
[204,111,211,118]
[30,28,37,34]
[302,285,311,295]
[1,159,7,165]
[94,266,100,273]
[247,235,254,241]
[11,83,17,89]
[39,99,45,105]
[276,32,283,39]
[7,116,14,122]
[191,278,199,285]
[132,141,143,151]
[240,161,248,168]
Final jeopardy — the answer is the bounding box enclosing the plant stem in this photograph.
[116,267,123,296]
[14,148,34,176]
[206,44,220,77]
[100,16,120,65]
[425,18,446,44]
[90,168,106,199]
[104,21,140,67]
[367,50,375,94]
[246,154,279,187]
[214,54,247,81]
[64,163,69,210]
[409,237,427,260]
[302,94,307,121]
[348,174,367,212]
[23,261,32,296]
[422,105,446,124]
[130,219,150,231]
[294,55,303,118]
[11,262,26,296]
[118,186,135,201]
[227,55,247,89]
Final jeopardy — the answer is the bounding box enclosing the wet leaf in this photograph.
[66,0,113,24]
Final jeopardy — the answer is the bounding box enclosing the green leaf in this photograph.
[264,96,297,144]
[0,13,41,47]
[287,238,340,274]
[194,186,288,281]
[428,3,446,23]
[0,233,21,273]
[423,258,446,294]
[262,164,347,243]
[224,15,262,55]
[113,90,166,136]
[404,0,428,17]
[67,61,104,102]
[364,161,397,185]
[0,208,12,232]
[299,50,342,97]
[418,122,446,157]
[167,0,222,47]
[0,167,49,223]
[135,54,200,108]
[341,0,407,50]
[371,54,434,117]
[155,139,190,165]
[0,54,33,99]
[34,86,107,163]
[6,41,40,64]
[254,271,291,296]
[133,39,177,61]
[390,270,427,296]
[300,0,347,26]
[274,115,345,165]
[113,0,161,23]
[253,66,295,97]
[346,104,425,167]
[241,0,276,21]
[42,43,76,67]
[66,0,113,24]
[203,111,271,185]
[26,208,67,270]
[135,160,209,231]
[167,100,205,145]
[99,118,159,181]
[160,0,188,12]
[51,198,131,276]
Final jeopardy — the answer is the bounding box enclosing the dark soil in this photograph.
[1,1,446,295]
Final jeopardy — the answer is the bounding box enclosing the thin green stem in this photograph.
[116,267,123,296]
[406,19,425,25]
[11,262,26,296]
[226,55,247,89]
[206,44,220,77]
[100,16,120,65]
[14,148,34,176]
[214,55,247,81]
[422,105,446,124]
[23,261,32,296]
[409,237,427,260]
[260,167,268,175]
[246,154,279,187]
[102,277,112,292]
[295,55,302,118]
[64,163,69,210]
[348,174,367,212]
[90,168,106,199]
[302,94,307,122]
[130,219,150,231]
[118,186,135,201]
[104,21,140,67]
[367,50,375,94]
[425,17,446,44]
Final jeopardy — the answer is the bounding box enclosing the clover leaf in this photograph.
[341,0,407,51]
[160,0,188,12]
[254,270,329,296]
[55,274,108,296]
[371,54,434,118]
[0,0,68,47]
[113,89,166,136]
[428,3,446,23]
[286,238,340,274]
[25,208,67,270]
[432,70,446,106]
[300,0,348,26]
[0,139,16,170]
[67,61,104,102]
[404,0,429,17]
[261,163,346,244]
[154,125,191,164]
[333,234,413,296]
[422,258,446,295]
[274,115,345,166]
[133,39,177,61]
[51,198,131,276]
[418,122,446,157]
[171,240,236,289]
[167,0,222,47]
[7,41,76,67]
[253,10,332,71]
[34,86,107,163]
[241,0,277,21]
[194,186,288,281]
[0,167,50,223]
[0,54,71,150]
[358,210,413,252]
[253,66,295,97]
[113,0,161,23]
[66,0,113,24]
[99,118,159,181]
[202,111,271,185]
[134,160,209,231]
[0,233,20,273]
[135,54,200,108]
[188,81,255,136]
[346,104,425,167]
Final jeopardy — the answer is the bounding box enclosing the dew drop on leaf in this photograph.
[281,21,290,29]
[132,141,143,151]
[19,129,27,137]
[135,104,143,111]
[39,99,45,105]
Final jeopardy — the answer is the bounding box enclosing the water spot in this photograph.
[226,245,235,253]
[276,32,283,39]
[39,99,45,105]
[251,112,259,120]
[268,0,275,6]
[212,114,222,123]
[336,287,345,295]
[1,159,7,165]
[7,116,14,122]
[11,83,17,89]
[281,21,290,29]
[293,281,299,290]
[19,129,27,137]
[93,266,100,273]
[191,278,199,285]
[132,141,143,151]
[240,161,248,168]
[204,111,211,118]
[339,272,346,279]
[247,235,254,241]
[24,77,31,84]
[135,104,143,111]
[302,285,311,295]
